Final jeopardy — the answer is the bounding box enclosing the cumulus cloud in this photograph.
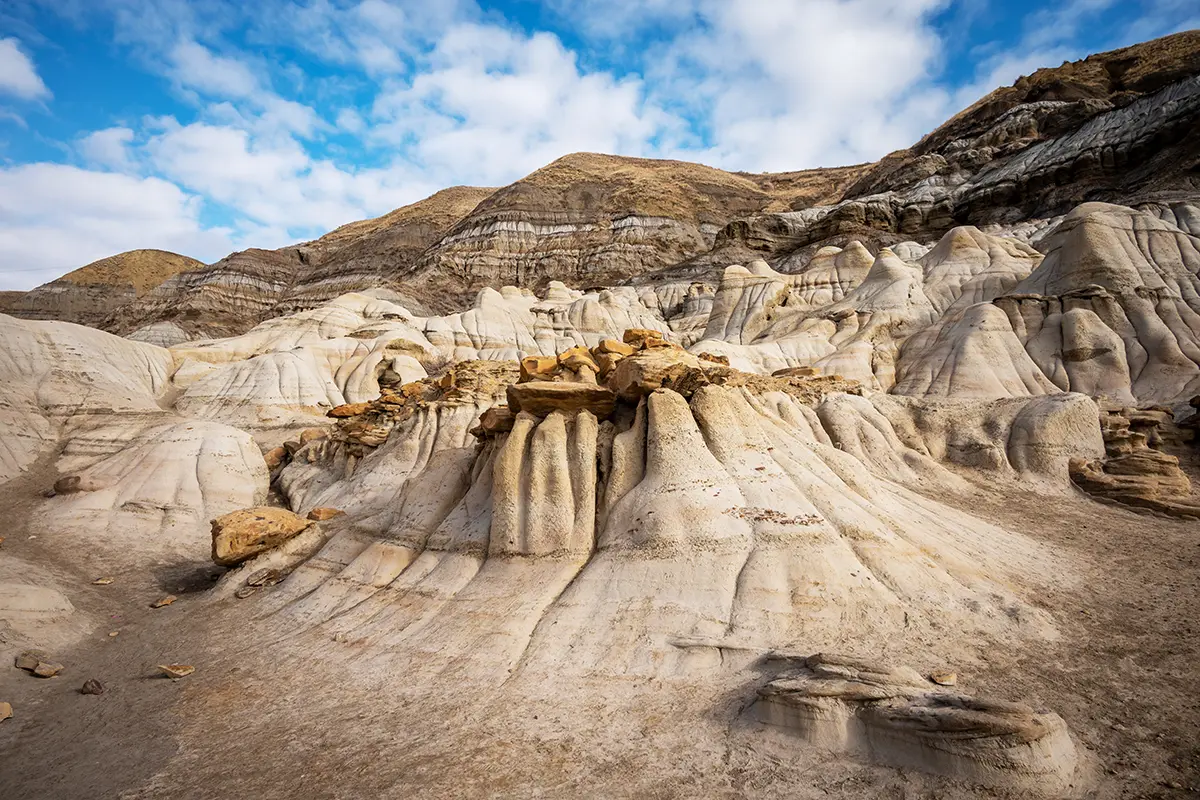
[78,126,137,170]
[0,163,234,288]
[0,37,50,100]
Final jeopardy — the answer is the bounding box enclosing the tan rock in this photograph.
[772,366,821,378]
[929,670,957,686]
[0,702,10,722]
[14,651,46,671]
[211,507,312,567]
[593,351,625,379]
[263,445,288,470]
[595,338,636,357]
[33,661,64,678]
[698,352,730,366]
[298,428,328,445]
[472,406,516,437]
[558,346,599,373]
[151,595,177,608]
[606,347,702,401]
[158,664,194,679]
[506,381,617,419]
[91,577,114,586]
[622,328,668,349]
[328,402,371,418]
[306,507,344,521]
[519,355,560,383]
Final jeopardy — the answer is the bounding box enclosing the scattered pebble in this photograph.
[151,595,177,608]
[80,679,105,695]
[108,631,120,638]
[33,661,64,678]
[158,664,195,679]
[92,577,114,586]
[929,670,957,686]
[0,702,11,721]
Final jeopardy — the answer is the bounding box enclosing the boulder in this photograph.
[263,446,288,470]
[506,381,617,419]
[622,328,670,349]
[558,346,599,373]
[211,507,313,567]
[594,338,635,357]
[471,406,517,437]
[519,355,560,383]
[606,348,702,401]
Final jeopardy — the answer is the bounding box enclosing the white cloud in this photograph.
[78,126,136,170]
[0,37,51,101]
[168,39,259,98]
[0,163,234,289]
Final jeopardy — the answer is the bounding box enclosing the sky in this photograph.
[0,0,1196,289]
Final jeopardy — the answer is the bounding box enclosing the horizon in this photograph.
[1,0,1197,290]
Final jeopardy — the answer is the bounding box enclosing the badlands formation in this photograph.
[1,31,1200,800]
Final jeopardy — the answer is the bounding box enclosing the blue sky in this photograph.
[0,0,1196,289]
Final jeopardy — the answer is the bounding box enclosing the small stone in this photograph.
[306,507,344,522]
[929,670,957,686]
[53,475,82,494]
[33,661,64,678]
[92,577,114,586]
[41,489,56,498]
[151,595,177,608]
[80,679,105,695]
[108,631,119,637]
[245,568,283,588]
[0,702,11,721]
[158,664,195,679]
[14,651,46,671]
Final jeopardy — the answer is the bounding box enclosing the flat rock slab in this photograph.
[506,381,616,419]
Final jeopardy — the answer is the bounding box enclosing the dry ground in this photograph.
[0,457,1197,800]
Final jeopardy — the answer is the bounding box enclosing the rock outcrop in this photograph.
[211,507,313,566]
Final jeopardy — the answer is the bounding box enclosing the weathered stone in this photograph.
[14,651,46,671]
[80,679,105,695]
[246,568,284,587]
[91,577,114,586]
[33,661,64,678]
[698,352,730,366]
[234,586,258,599]
[53,475,104,494]
[606,348,703,401]
[211,507,312,567]
[519,355,560,383]
[298,428,328,445]
[558,346,599,373]
[929,670,957,686]
[622,328,669,349]
[593,351,624,379]
[472,406,516,437]
[594,338,636,357]
[151,595,177,608]
[263,446,288,470]
[328,402,371,418]
[158,664,195,679]
[0,702,10,721]
[306,507,344,521]
[506,381,617,419]
[772,366,821,378]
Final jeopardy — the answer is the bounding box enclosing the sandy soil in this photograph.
[0,459,1197,799]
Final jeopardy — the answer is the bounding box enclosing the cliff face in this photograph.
[6,31,1199,341]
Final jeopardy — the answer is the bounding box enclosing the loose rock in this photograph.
[929,670,958,686]
[158,664,195,679]
[14,651,46,671]
[306,507,344,522]
[151,595,177,608]
[80,679,105,695]
[210,507,312,566]
[33,661,64,678]
[0,702,11,722]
